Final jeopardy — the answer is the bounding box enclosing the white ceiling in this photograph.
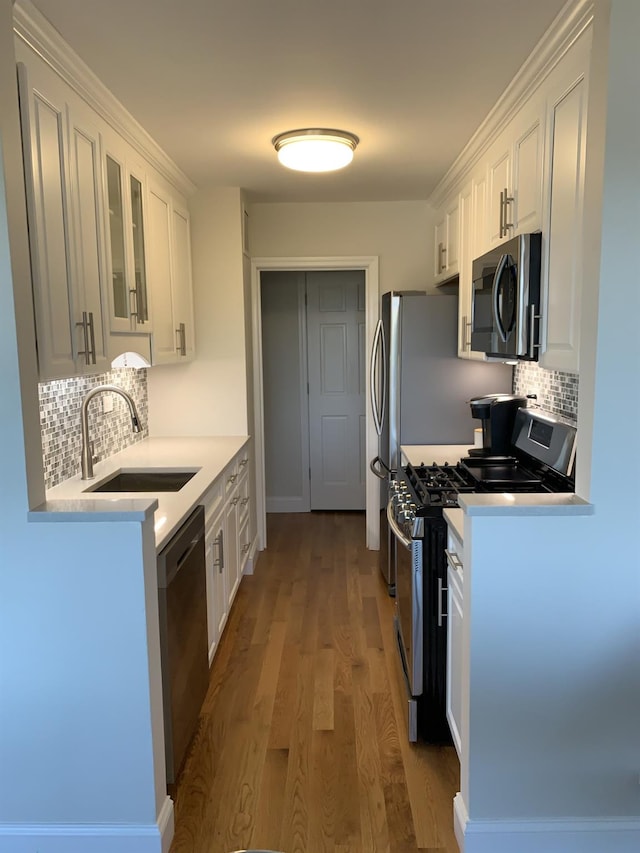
[29,0,569,203]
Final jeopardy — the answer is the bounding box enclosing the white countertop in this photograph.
[443,508,464,542]
[32,435,249,551]
[401,444,472,466]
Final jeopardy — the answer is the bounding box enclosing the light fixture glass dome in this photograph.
[272,129,359,173]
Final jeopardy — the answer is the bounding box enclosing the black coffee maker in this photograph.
[468,394,527,457]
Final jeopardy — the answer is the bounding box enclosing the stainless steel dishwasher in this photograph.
[157,504,208,784]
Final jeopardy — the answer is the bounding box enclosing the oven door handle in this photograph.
[387,501,412,550]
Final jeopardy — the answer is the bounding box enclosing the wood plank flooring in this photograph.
[169,512,460,853]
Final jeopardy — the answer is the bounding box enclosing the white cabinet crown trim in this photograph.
[13,0,196,199]
[429,0,594,208]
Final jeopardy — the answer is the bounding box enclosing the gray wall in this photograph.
[261,270,307,510]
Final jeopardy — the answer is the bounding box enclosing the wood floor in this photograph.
[169,512,460,853]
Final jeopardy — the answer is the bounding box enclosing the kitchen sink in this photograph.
[85,469,198,493]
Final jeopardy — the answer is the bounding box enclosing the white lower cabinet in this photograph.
[202,444,254,664]
[445,526,464,761]
[205,504,226,664]
[224,480,241,608]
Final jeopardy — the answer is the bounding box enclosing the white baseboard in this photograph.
[0,797,175,853]
[454,793,640,853]
[265,496,309,512]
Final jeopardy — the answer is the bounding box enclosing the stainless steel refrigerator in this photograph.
[369,291,512,592]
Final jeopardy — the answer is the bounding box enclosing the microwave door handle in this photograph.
[492,253,509,343]
[370,318,383,436]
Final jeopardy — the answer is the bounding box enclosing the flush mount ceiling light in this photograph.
[272,128,359,173]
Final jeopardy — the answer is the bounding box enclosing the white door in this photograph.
[306,271,366,510]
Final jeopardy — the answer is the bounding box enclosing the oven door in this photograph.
[388,503,423,699]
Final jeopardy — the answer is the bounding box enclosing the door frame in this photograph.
[251,255,380,551]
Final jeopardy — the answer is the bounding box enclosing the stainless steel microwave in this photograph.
[470,232,542,360]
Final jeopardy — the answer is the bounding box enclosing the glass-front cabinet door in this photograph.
[106,155,128,323]
[103,138,152,333]
[129,173,149,325]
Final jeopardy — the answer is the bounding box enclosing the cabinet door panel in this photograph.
[487,144,511,246]
[513,116,543,234]
[171,204,195,359]
[147,185,176,363]
[67,103,109,372]
[541,76,587,372]
[18,62,75,379]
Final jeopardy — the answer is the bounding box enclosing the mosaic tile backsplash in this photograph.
[513,362,579,424]
[39,369,149,490]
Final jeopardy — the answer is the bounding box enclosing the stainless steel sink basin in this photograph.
[85,469,197,493]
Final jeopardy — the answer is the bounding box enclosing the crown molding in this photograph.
[429,0,594,207]
[13,0,197,198]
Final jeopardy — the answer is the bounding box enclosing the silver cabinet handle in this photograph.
[445,548,463,572]
[227,473,237,485]
[129,288,139,319]
[214,530,224,573]
[461,314,473,351]
[76,311,92,365]
[242,543,250,554]
[528,304,542,359]
[231,496,240,506]
[175,322,186,356]
[500,186,514,237]
[87,311,96,364]
[440,242,447,272]
[241,496,250,507]
[437,577,448,627]
[239,457,248,468]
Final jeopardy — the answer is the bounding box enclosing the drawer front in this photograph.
[238,475,250,527]
[224,459,239,495]
[239,515,252,571]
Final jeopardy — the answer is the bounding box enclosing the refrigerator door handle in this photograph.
[369,455,395,480]
[370,318,384,436]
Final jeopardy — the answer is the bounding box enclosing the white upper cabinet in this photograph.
[146,177,195,364]
[486,97,544,249]
[433,194,460,284]
[17,47,110,380]
[539,28,591,373]
[15,19,196,377]
[102,130,152,336]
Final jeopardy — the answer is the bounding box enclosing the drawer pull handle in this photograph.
[445,548,463,572]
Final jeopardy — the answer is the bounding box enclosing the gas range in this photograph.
[388,406,577,744]
[394,407,576,528]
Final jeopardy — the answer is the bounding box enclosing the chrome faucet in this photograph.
[80,384,142,480]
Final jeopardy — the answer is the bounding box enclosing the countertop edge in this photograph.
[28,497,158,523]
[458,493,594,516]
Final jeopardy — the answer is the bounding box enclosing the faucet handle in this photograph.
[90,441,98,465]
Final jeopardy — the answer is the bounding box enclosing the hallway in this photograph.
[169,512,459,853]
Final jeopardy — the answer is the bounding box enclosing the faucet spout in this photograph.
[80,384,143,480]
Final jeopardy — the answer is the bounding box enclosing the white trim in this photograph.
[251,256,380,551]
[430,0,594,207]
[266,496,310,513]
[454,794,640,853]
[0,798,175,853]
[12,0,196,198]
